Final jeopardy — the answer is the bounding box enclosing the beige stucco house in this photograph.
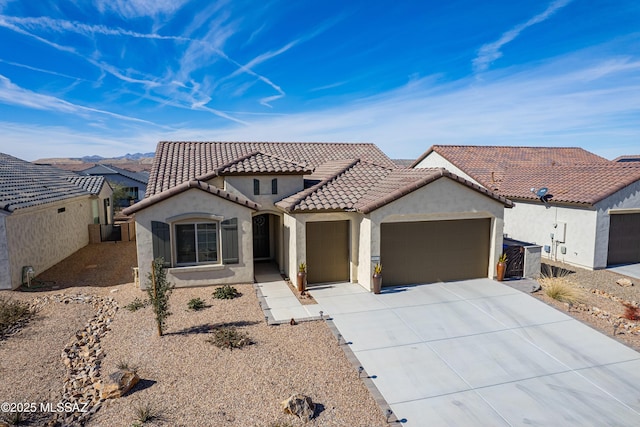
[413,145,640,270]
[124,142,511,291]
[0,153,113,290]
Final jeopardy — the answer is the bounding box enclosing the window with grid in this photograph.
[175,222,218,265]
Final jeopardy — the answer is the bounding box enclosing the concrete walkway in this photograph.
[253,263,322,323]
[608,263,640,281]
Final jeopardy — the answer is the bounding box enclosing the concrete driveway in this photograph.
[608,263,640,281]
[310,279,640,426]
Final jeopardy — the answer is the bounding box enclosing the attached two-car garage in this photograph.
[381,218,491,286]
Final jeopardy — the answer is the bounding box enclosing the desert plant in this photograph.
[622,302,640,321]
[2,410,25,426]
[146,257,174,336]
[124,297,148,312]
[498,253,507,263]
[212,285,239,300]
[373,263,382,275]
[187,297,206,311]
[298,262,306,272]
[207,326,251,349]
[133,402,160,424]
[116,361,138,372]
[540,277,581,304]
[0,298,33,337]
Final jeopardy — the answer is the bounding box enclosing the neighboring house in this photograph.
[80,164,148,206]
[412,145,640,270]
[0,153,113,290]
[123,142,511,291]
[614,155,640,163]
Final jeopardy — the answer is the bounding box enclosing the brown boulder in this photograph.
[281,393,315,422]
[98,370,140,399]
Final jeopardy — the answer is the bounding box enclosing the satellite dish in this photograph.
[536,187,549,198]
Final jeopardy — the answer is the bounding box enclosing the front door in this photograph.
[253,214,270,259]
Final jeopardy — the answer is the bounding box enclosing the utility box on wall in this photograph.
[553,221,566,243]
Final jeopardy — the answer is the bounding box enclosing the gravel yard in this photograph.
[0,243,387,426]
[532,259,640,352]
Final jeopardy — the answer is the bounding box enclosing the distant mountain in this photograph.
[34,152,156,173]
[76,152,154,162]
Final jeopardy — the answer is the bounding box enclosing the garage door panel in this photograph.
[381,219,491,286]
[608,213,640,265]
[306,221,349,284]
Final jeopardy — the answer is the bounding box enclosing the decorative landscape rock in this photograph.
[617,278,634,287]
[281,393,316,422]
[26,293,119,427]
[98,369,140,399]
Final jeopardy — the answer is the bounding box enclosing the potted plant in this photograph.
[372,263,383,294]
[496,253,507,281]
[297,262,307,292]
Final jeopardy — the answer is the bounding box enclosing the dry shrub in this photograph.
[622,302,640,321]
[539,277,582,304]
[0,297,33,337]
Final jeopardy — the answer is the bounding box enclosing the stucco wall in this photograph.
[0,214,9,289]
[503,202,598,269]
[414,152,483,187]
[363,177,505,289]
[133,189,254,288]
[4,196,92,290]
[224,175,304,210]
[283,211,361,284]
[594,179,640,268]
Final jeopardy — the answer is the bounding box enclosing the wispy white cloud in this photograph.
[94,0,190,19]
[309,80,349,92]
[0,59,88,81]
[473,0,573,73]
[0,74,161,126]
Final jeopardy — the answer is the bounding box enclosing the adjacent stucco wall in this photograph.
[97,184,114,225]
[0,213,9,289]
[133,189,254,288]
[503,202,598,269]
[593,179,640,268]
[224,175,304,210]
[3,196,92,290]
[362,177,505,290]
[414,152,483,187]
[283,211,361,284]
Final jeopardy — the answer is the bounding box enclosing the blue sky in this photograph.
[0,0,639,161]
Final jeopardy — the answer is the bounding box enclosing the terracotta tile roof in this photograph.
[122,179,260,215]
[276,162,512,213]
[215,151,312,175]
[147,141,396,196]
[1,153,91,212]
[412,145,610,189]
[410,145,639,205]
[391,159,415,168]
[497,165,640,205]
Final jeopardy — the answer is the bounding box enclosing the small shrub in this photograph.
[2,411,25,425]
[187,297,206,311]
[116,361,138,372]
[124,298,148,312]
[540,277,581,304]
[212,285,239,300]
[0,297,33,337]
[622,302,640,321]
[133,402,159,424]
[207,326,251,349]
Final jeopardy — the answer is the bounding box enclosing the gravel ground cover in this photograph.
[0,243,387,426]
[532,260,640,352]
